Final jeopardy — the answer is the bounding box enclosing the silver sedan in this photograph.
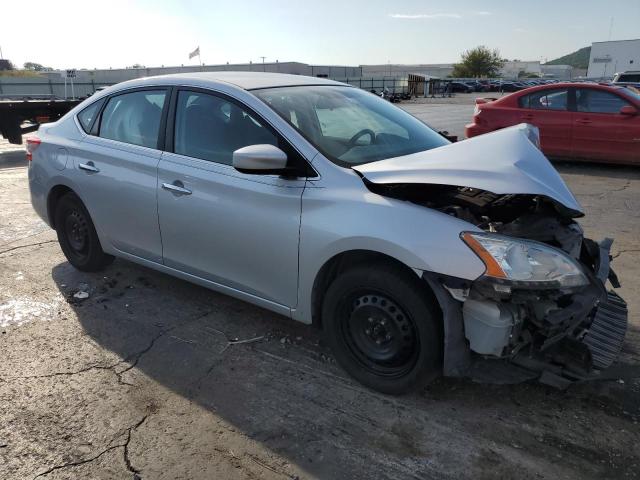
[27,72,627,394]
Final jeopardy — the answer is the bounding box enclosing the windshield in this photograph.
[254,86,449,167]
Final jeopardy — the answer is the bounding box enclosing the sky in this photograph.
[1,0,639,70]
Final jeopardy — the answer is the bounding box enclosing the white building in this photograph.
[587,39,640,79]
[500,61,542,79]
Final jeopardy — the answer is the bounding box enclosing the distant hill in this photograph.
[545,47,591,69]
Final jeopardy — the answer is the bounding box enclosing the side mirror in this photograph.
[232,144,288,174]
[620,105,638,116]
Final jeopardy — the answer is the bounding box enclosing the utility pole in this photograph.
[259,56,266,72]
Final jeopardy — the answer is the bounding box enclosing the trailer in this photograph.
[0,97,82,144]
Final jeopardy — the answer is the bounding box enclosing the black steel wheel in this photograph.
[322,262,442,395]
[342,292,419,378]
[55,192,114,272]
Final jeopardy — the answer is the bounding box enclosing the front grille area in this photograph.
[582,292,628,370]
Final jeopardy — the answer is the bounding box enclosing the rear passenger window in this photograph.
[520,89,568,111]
[99,90,167,148]
[174,90,277,165]
[77,100,102,133]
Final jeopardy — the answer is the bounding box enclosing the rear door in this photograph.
[517,88,573,156]
[74,88,168,262]
[572,88,640,163]
[157,88,308,309]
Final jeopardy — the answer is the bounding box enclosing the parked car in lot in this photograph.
[449,81,475,93]
[613,71,640,89]
[466,82,640,164]
[28,73,627,394]
[463,81,490,92]
[498,82,526,92]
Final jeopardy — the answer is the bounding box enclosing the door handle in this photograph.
[576,119,592,125]
[162,181,192,195]
[79,162,100,173]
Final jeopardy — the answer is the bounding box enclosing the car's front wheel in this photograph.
[322,263,442,395]
[54,192,114,272]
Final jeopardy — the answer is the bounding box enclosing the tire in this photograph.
[54,192,114,272]
[322,263,442,395]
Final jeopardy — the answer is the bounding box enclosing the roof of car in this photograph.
[119,72,348,91]
[509,82,630,94]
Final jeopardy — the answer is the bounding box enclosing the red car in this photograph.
[465,83,640,165]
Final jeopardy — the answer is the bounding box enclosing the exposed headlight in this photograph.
[461,232,588,288]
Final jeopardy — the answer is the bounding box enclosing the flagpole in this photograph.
[199,50,203,71]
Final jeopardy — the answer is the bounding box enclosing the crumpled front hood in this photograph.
[353,124,583,215]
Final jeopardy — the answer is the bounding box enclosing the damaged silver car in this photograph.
[28,73,627,394]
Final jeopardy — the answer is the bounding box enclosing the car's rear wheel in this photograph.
[322,263,442,395]
[54,192,114,271]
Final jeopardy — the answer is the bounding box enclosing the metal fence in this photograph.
[333,77,410,94]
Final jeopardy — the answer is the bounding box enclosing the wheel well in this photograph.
[311,250,429,329]
[47,185,74,229]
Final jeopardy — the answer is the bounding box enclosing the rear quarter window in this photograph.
[77,100,103,133]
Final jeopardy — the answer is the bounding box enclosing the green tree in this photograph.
[23,62,51,71]
[451,46,505,78]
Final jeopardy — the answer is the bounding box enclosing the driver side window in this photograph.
[174,90,278,165]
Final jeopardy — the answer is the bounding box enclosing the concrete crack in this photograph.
[612,248,640,259]
[32,444,124,479]
[2,309,215,385]
[32,415,149,479]
[188,327,265,393]
[123,415,148,479]
[115,308,216,385]
[0,239,57,256]
[115,327,175,382]
[2,361,124,382]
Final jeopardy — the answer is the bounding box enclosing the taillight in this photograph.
[26,137,41,162]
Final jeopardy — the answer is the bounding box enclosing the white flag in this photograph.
[189,47,200,60]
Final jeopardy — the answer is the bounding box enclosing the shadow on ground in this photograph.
[50,255,640,480]
[0,150,27,170]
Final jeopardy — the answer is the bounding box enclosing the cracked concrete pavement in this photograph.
[1,116,640,480]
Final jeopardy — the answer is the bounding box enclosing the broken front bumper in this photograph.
[423,238,629,388]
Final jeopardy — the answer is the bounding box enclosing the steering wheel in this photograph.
[347,129,376,148]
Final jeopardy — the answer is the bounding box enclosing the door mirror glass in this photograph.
[620,105,638,116]
[233,144,288,174]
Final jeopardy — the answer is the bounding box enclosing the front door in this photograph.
[73,88,168,262]
[572,88,640,163]
[518,87,572,157]
[157,89,306,308]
